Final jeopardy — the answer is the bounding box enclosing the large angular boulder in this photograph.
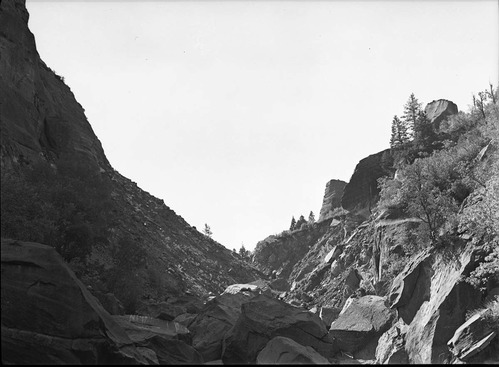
[113,315,203,364]
[389,250,433,324]
[222,294,337,364]
[375,322,409,364]
[1,239,145,365]
[329,295,395,357]
[188,292,254,362]
[447,304,499,363]
[256,336,330,364]
[390,243,483,364]
[424,99,458,130]
[318,179,347,222]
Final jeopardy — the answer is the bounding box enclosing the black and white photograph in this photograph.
[1,0,498,364]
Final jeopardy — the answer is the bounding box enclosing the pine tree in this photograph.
[296,215,307,229]
[390,115,409,148]
[290,216,296,231]
[308,211,315,224]
[203,223,212,238]
[402,93,422,139]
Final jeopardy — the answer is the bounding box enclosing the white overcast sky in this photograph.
[26,0,498,251]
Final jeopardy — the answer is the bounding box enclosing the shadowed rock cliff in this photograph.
[0,0,262,306]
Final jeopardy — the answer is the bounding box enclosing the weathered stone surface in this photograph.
[253,220,332,280]
[222,283,261,295]
[341,149,393,218]
[318,179,347,222]
[319,307,341,330]
[188,292,254,362]
[375,323,409,364]
[113,315,203,364]
[173,313,198,328]
[269,278,291,292]
[222,294,337,364]
[424,99,458,130]
[324,245,342,264]
[447,305,498,362]
[256,336,330,364]
[92,291,125,315]
[137,301,187,321]
[329,295,395,356]
[1,239,144,364]
[389,249,433,324]
[401,244,483,364]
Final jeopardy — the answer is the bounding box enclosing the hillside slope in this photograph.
[0,0,262,310]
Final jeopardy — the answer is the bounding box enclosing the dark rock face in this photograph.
[112,315,204,364]
[329,295,395,356]
[341,149,393,218]
[424,99,458,130]
[0,0,109,170]
[318,179,347,222]
[1,239,144,365]
[256,336,330,364]
[222,294,337,364]
[188,292,254,362]
[0,0,263,302]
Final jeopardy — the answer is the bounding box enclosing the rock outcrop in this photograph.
[188,292,255,362]
[256,336,331,364]
[387,241,484,364]
[329,295,395,357]
[253,220,332,279]
[341,149,393,218]
[222,294,337,364]
[424,99,458,130]
[112,315,204,364]
[0,0,109,170]
[447,302,499,363]
[1,239,145,365]
[318,179,347,222]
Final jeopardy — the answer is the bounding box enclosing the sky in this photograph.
[26,0,498,251]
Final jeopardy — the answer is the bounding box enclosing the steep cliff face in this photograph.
[0,0,109,170]
[0,0,262,302]
[318,179,347,222]
[252,220,332,280]
[340,149,393,218]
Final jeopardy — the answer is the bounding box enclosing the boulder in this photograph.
[344,268,362,293]
[137,301,186,321]
[188,292,254,362]
[424,99,458,130]
[375,323,409,364]
[329,295,395,357]
[447,305,498,362]
[92,291,125,315]
[319,307,341,330]
[113,315,203,364]
[330,259,343,277]
[256,336,331,364]
[318,179,347,222]
[222,294,337,364]
[389,249,433,324]
[1,239,145,364]
[173,312,198,328]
